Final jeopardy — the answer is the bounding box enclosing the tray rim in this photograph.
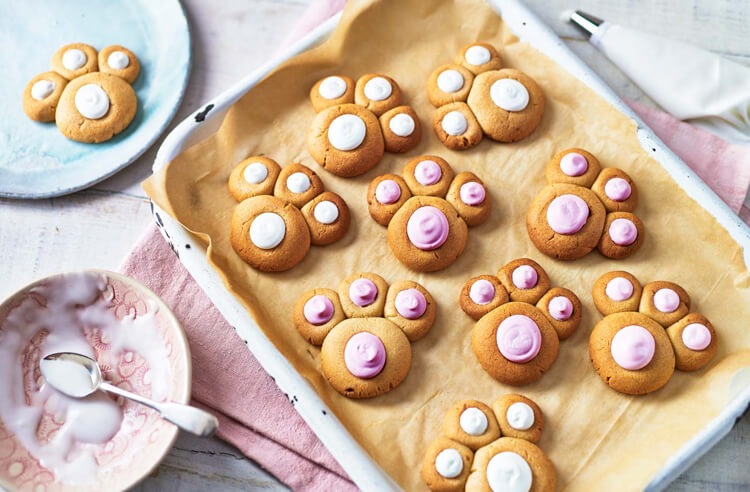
[149,1,750,490]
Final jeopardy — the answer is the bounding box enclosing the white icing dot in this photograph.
[107,50,130,69]
[62,48,87,70]
[388,113,415,137]
[506,402,535,431]
[486,452,533,492]
[441,111,468,136]
[465,45,491,66]
[313,200,339,224]
[318,76,347,99]
[74,84,110,119]
[437,69,464,93]
[328,114,366,151]
[249,212,286,249]
[243,162,268,184]
[490,79,529,112]
[363,76,393,101]
[459,407,489,436]
[286,172,311,194]
[31,80,55,101]
[435,448,464,479]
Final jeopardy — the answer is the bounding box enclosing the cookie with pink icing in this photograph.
[368,156,492,272]
[527,148,645,261]
[460,258,582,385]
[293,272,436,398]
[590,271,718,394]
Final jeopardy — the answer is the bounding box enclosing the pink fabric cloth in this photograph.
[119,2,750,490]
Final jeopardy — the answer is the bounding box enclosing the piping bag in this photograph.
[569,10,750,146]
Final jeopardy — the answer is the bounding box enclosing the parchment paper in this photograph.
[143,0,750,489]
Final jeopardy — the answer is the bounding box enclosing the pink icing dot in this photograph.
[344,332,386,379]
[653,288,680,313]
[303,295,335,325]
[610,325,655,370]
[496,314,542,363]
[414,160,442,186]
[548,296,573,321]
[375,179,401,205]
[349,278,378,307]
[605,277,634,302]
[605,177,632,201]
[559,152,588,177]
[470,279,495,305]
[459,182,486,206]
[395,288,427,319]
[608,218,638,246]
[682,323,711,351]
[546,194,589,234]
[407,206,450,251]
[512,265,538,289]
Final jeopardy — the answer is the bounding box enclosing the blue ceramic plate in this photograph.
[0,0,190,199]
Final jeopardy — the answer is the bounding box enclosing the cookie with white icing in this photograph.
[421,437,474,492]
[492,394,544,443]
[456,43,503,75]
[51,43,98,80]
[22,71,68,122]
[432,102,483,151]
[309,75,355,112]
[465,437,557,492]
[379,105,422,153]
[442,400,501,451]
[354,73,402,116]
[427,64,475,107]
[98,45,141,84]
[228,156,283,202]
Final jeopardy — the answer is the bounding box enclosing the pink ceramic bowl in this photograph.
[0,271,191,492]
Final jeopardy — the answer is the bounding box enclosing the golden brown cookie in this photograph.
[666,313,717,371]
[307,103,385,177]
[589,312,676,395]
[338,272,389,318]
[465,437,557,492]
[459,275,509,321]
[55,72,137,143]
[592,270,644,316]
[309,75,355,112]
[597,212,645,259]
[432,102,483,151]
[51,43,98,80]
[98,45,140,84]
[227,156,283,202]
[441,400,501,451]
[300,191,351,246]
[367,173,413,226]
[471,302,560,386]
[526,183,607,261]
[496,258,551,304]
[421,437,474,492]
[466,69,545,143]
[492,394,544,443]
[456,43,503,75]
[230,195,311,272]
[379,105,421,153]
[639,281,691,327]
[383,280,436,342]
[445,172,492,227]
[427,63,475,107]
[273,163,324,208]
[354,74,402,116]
[387,196,469,272]
[591,167,638,212]
[22,71,68,122]
[545,148,602,188]
[293,288,345,345]
[536,287,582,340]
[402,155,455,198]
[320,317,412,398]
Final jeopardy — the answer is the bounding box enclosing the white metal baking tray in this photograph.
[150,1,750,490]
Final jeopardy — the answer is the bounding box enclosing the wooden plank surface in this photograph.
[1,0,748,490]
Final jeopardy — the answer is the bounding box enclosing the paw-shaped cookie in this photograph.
[460,258,582,385]
[228,157,350,272]
[367,156,491,272]
[293,272,436,398]
[589,271,718,395]
[427,42,545,151]
[526,148,645,261]
[307,74,422,177]
[421,394,557,492]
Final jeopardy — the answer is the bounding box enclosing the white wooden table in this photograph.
[1,1,748,490]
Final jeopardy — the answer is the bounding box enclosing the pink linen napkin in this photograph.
[122,2,750,490]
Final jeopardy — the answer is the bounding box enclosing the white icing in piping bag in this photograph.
[569,10,750,145]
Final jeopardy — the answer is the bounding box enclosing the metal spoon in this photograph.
[40,352,219,437]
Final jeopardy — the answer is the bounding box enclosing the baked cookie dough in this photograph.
[98,45,140,84]
[51,43,98,80]
[456,43,503,75]
[432,102,483,151]
[402,155,455,198]
[465,437,557,492]
[597,212,645,259]
[535,287,582,340]
[228,156,283,202]
[592,270,644,315]
[367,174,413,226]
[354,73,402,116]
[379,105,422,153]
[459,275,509,321]
[427,64,475,107]
[22,71,68,122]
[338,272,389,319]
[496,258,551,305]
[383,280,436,342]
[293,288,346,345]
[309,75,355,112]
[421,437,474,492]
[300,191,351,246]
[666,313,717,371]
[442,400,501,451]
[492,394,544,443]
[273,162,324,208]
[445,172,491,227]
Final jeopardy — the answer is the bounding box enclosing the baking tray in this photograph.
[149,1,750,490]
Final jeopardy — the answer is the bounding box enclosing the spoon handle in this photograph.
[100,382,219,437]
